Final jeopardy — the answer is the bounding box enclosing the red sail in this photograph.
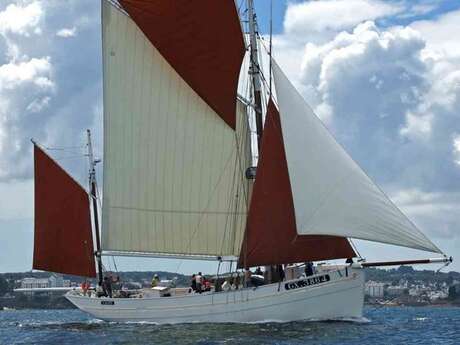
[239,101,356,268]
[33,145,96,277]
[119,0,245,129]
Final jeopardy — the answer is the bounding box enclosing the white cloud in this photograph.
[391,189,460,239]
[0,56,55,179]
[26,96,50,113]
[284,0,401,41]
[297,21,428,138]
[0,180,33,220]
[0,57,53,90]
[0,0,103,183]
[453,134,460,166]
[56,27,77,38]
[400,111,432,139]
[411,9,460,58]
[0,1,43,36]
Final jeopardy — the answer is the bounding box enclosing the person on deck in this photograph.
[102,276,113,298]
[244,268,252,288]
[255,267,263,276]
[304,262,314,277]
[112,275,121,291]
[277,265,285,282]
[195,272,203,293]
[203,278,211,292]
[151,274,160,288]
[190,274,197,292]
[81,280,90,296]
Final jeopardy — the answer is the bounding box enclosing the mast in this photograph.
[87,129,103,286]
[247,0,264,150]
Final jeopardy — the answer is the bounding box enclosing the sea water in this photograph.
[0,307,459,344]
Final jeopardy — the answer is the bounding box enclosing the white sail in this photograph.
[272,60,442,254]
[101,2,250,257]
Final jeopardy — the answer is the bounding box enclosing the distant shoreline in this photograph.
[365,302,460,308]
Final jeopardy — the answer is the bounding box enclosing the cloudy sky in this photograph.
[0,0,459,274]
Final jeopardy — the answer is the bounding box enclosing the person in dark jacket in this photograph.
[190,274,197,292]
[304,262,314,277]
[277,265,285,282]
[102,276,112,298]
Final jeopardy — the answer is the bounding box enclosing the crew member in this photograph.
[304,262,314,277]
[195,272,203,293]
[244,268,252,288]
[190,274,197,292]
[81,280,90,296]
[102,276,112,298]
[277,265,285,282]
[151,274,160,288]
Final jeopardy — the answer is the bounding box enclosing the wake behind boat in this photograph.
[29,0,451,323]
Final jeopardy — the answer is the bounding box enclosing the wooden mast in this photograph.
[247,0,264,150]
[87,129,103,286]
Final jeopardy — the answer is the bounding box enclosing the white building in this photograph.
[429,291,448,301]
[48,275,65,288]
[21,278,50,289]
[20,275,68,289]
[386,286,406,296]
[365,281,384,298]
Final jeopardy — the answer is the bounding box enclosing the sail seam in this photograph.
[108,206,246,216]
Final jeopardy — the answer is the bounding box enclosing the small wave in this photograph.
[331,316,371,323]
[414,317,428,321]
[235,316,371,325]
[124,320,160,325]
[18,318,106,331]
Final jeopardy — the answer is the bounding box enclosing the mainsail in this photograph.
[101,1,249,258]
[33,145,96,277]
[271,60,442,254]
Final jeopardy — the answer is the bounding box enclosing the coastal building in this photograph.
[386,286,407,296]
[365,281,384,298]
[21,278,50,289]
[48,275,63,288]
[428,291,448,301]
[20,275,69,289]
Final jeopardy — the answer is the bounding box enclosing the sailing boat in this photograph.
[31,0,452,323]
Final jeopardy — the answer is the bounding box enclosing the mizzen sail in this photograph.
[33,144,96,277]
[272,60,442,254]
[101,2,250,258]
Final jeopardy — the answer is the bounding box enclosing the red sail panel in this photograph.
[239,101,356,268]
[119,0,245,129]
[33,145,96,277]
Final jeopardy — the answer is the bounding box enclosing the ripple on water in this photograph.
[0,307,459,345]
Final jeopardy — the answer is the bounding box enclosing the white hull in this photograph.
[66,266,364,324]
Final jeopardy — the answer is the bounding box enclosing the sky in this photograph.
[0,0,459,275]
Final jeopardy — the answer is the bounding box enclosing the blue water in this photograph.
[0,307,459,345]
